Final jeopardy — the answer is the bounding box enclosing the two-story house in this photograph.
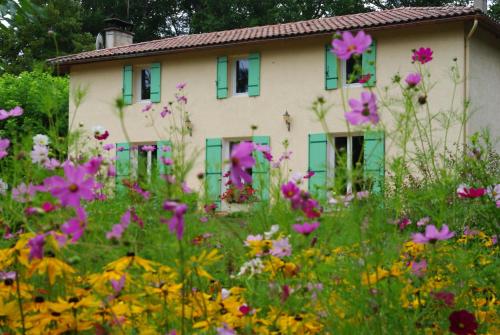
[49,6,500,208]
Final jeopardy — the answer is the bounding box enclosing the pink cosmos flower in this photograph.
[331,31,372,60]
[417,217,430,227]
[292,221,320,236]
[431,291,455,307]
[0,106,23,120]
[0,138,10,160]
[270,238,292,258]
[162,201,188,240]
[95,130,109,140]
[398,217,412,231]
[162,145,172,152]
[30,144,49,164]
[176,95,188,104]
[216,324,236,335]
[412,224,455,244]
[412,47,433,64]
[142,102,153,112]
[0,271,16,281]
[254,143,273,161]
[110,274,126,295]
[161,106,172,118]
[43,158,61,170]
[43,162,97,208]
[28,233,46,260]
[301,198,322,219]
[130,182,150,200]
[12,183,36,203]
[230,141,255,189]
[281,181,300,199]
[103,143,114,151]
[405,72,421,87]
[84,156,102,175]
[106,209,132,240]
[141,145,156,152]
[182,182,192,194]
[239,304,251,316]
[457,184,486,198]
[162,157,173,166]
[176,82,187,90]
[61,207,87,243]
[345,91,379,125]
[411,259,427,277]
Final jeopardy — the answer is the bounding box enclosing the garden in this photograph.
[0,29,499,335]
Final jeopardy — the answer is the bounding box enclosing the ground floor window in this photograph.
[327,134,364,194]
[221,139,255,204]
[131,144,157,184]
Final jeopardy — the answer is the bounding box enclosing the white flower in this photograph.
[33,134,49,146]
[264,225,279,239]
[31,144,49,164]
[221,288,230,300]
[91,125,105,136]
[237,258,264,277]
[0,179,8,195]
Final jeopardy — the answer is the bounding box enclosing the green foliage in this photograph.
[0,70,69,157]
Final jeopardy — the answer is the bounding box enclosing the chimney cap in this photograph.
[104,18,134,32]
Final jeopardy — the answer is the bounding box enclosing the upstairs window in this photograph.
[234,59,249,95]
[136,67,151,101]
[343,56,363,87]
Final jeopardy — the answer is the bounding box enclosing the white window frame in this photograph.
[342,58,363,89]
[327,134,363,194]
[232,58,249,97]
[130,144,155,182]
[135,65,152,103]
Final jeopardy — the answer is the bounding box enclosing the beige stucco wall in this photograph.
[69,22,468,192]
[468,26,500,152]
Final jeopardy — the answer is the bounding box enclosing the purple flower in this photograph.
[331,31,372,60]
[230,141,255,189]
[43,162,97,208]
[0,271,16,281]
[0,106,23,120]
[28,234,46,260]
[142,102,153,112]
[12,183,36,203]
[281,181,300,199]
[0,138,10,160]
[412,224,455,244]
[83,156,102,175]
[405,72,421,87]
[292,221,320,236]
[270,238,292,258]
[162,201,188,240]
[345,91,379,125]
[216,324,236,335]
[61,207,87,243]
[412,47,433,64]
[176,95,187,104]
[43,158,61,170]
[411,259,427,277]
[254,143,273,161]
[176,82,187,90]
[110,274,126,295]
[106,209,134,240]
[103,143,114,151]
[141,145,156,152]
[417,217,430,227]
[162,157,173,166]
[161,106,172,118]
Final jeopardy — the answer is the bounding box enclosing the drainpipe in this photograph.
[463,18,478,150]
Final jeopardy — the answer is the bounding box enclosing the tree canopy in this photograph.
[0,0,498,75]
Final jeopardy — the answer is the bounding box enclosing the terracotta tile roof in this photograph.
[49,6,492,65]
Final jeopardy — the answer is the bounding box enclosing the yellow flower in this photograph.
[28,254,76,285]
[362,267,389,285]
[105,252,157,272]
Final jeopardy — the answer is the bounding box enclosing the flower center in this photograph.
[348,45,356,52]
[362,104,370,116]
[68,184,79,192]
[231,157,239,166]
[458,322,464,329]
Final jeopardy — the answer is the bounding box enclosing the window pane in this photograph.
[352,136,364,191]
[137,149,149,183]
[141,69,151,100]
[346,57,361,84]
[334,137,348,194]
[235,59,249,94]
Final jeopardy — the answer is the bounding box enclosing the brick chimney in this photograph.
[103,18,134,48]
[473,0,487,12]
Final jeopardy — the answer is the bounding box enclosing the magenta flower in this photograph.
[84,156,102,175]
[431,291,455,307]
[141,145,156,152]
[405,72,421,87]
[43,162,97,208]
[61,207,87,243]
[161,106,172,118]
[397,217,411,231]
[176,82,187,90]
[292,221,320,236]
[162,157,173,166]
[412,47,433,64]
[142,102,153,112]
[448,310,478,335]
[162,201,188,240]
[110,274,126,295]
[28,233,46,260]
[103,143,114,151]
[302,198,322,219]
[0,138,10,160]
[254,143,273,161]
[230,141,255,189]
[176,94,188,104]
[457,184,486,199]
[106,209,132,240]
[345,91,379,125]
[412,224,455,244]
[281,181,300,199]
[270,238,292,258]
[331,31,372,60]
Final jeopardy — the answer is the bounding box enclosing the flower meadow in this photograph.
[0,32,499,335]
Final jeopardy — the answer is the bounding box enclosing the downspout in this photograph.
[463,18,478,149]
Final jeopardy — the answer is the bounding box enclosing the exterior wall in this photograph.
[468,26,500,152]
[69,22,467,190]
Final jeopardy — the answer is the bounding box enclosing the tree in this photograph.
[489,0,500,22]
[0,0,94,74]
[366,0,471,9]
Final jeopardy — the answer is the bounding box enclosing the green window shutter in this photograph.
[362,40,376,87]
[308,133,328,200]
[364,131,385,194]
[150,62,161,103]
[252,136,270,202]
[115,142,130,194]
[122,65,133,105]
[248,52,261,97]
[205,138,223,208]
[157,140,172,175]
[325,44,338,90]
[216,56,228,99]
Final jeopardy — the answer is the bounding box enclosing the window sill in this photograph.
[136,99,152,104]
[343,83,363,89]
[232,92,249,97]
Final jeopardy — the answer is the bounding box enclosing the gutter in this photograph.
[463,18,480,150]
[48,13,499,67]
